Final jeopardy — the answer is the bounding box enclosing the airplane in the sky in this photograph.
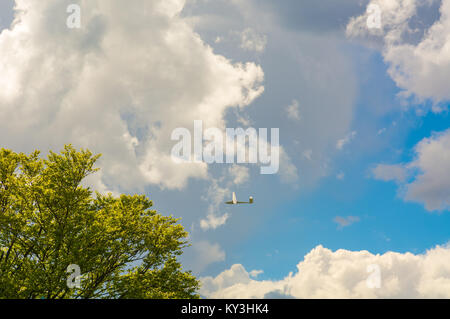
[225,192,254,205]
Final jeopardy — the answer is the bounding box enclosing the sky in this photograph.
[1,0,450,298]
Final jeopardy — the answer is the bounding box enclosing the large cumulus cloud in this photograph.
[201,244,450,298]
[0,0,264,191]
[347,0,450,108]
[374,129,450,212]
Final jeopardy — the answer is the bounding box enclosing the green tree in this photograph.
[0,145,199,299]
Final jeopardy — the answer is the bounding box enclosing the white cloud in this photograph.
[372,164,408,183]
[279,149,299,184]
[374,129,450,212]
[347,0,450,107]
[347,0,418,39]
[249,269,264,278]
[336,131,357,150]
[200,213,230,231]
[286,99,300,121]
[200,178,230,224]
[333,216,360,229]
[0,0,264,191]
[201,244,450,298]
[240,28,267,52]
[198,165,250,231]
[228,165,250,185]
[201,264,251,297]
[404,129,450,211]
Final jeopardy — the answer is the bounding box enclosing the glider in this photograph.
[225,192,254,205]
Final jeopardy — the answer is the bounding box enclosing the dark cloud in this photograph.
[261,0,369,33]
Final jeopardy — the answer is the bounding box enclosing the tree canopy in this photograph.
[0,145,199,299]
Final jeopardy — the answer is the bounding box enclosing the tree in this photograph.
[0,145,200,299]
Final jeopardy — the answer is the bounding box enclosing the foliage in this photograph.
[0,145,199,299]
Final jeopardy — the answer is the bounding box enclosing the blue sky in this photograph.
[243,49,450,280]
[1,0,450,298]
[182,0,450,277]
